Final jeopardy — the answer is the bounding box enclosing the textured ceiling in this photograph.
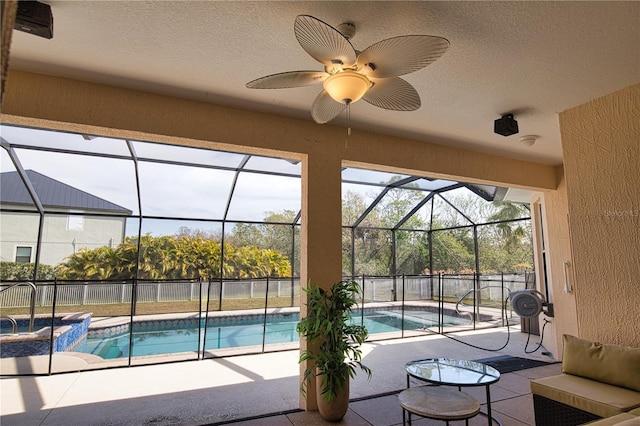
[7,1,640,166]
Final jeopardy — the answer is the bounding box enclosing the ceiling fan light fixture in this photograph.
[247,15,450,124]
[323,70,371,104]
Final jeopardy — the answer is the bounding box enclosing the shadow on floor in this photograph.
[209,361,561,426]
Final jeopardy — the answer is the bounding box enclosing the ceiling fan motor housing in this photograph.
[337,22,356,40]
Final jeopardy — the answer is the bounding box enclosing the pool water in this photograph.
[0,325,33,334]
[77,310,465,359]
[0,318,63,334]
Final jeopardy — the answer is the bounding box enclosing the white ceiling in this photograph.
[7,1,640,166]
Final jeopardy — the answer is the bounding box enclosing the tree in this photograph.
[56,246,120,280]
[395,230,430,275]
[474,202,533,273]
[56,234,291,280]
[488,202,530,251]
[227,210,299,274]
[225,245,291,278]
[430,227,476,273]
[342,179,430,276]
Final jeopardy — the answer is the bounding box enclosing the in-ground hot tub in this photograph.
[0,312,92,358]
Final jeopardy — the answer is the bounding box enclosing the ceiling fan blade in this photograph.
[294,15,357,68]
[246,71,328,89]
[363,77,421,111]
[357,35,450,78]
[311,90,347,124]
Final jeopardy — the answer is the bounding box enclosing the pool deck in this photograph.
[1,325,559,426]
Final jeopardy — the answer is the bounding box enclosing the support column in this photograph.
[299,150,343,410]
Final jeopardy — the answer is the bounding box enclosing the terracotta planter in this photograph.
[316,371,350,422]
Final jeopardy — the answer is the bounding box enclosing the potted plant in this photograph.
[296,280,371,421]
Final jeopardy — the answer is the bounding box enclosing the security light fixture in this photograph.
[494,113,519,137]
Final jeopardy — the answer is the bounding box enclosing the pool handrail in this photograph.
[0,281,37,332]
[455,285,510,323]
[0,315,18,333]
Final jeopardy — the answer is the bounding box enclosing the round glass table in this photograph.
[405,358,501,425]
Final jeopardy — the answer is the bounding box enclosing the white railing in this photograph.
[356,274,529,303]
[0,278,301,308]
[0,274,529,308]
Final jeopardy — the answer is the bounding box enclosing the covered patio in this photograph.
[1,1,637,423]
[1,326,558,425]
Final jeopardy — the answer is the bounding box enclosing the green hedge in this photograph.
[0,262,58,281]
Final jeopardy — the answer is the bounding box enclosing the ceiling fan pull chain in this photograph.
[345,103,351,148]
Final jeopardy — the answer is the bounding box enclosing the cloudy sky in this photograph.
[1,124,304,236]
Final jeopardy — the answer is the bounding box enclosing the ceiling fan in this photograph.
[246,15,450,125]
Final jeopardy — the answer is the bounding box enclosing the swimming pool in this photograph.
[77,309,467,359]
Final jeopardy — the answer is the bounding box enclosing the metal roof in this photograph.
[0,170,133,214]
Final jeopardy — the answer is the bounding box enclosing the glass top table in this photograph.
[405,358,501,425]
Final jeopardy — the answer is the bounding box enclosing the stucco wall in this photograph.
[0,212,39,263]
[531,168,578,358]
[559,83,640,346]
[41,215,127,265]
[1,211,126,266]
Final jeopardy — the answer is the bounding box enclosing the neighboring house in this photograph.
[0,170,132,267]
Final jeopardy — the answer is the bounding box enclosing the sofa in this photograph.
[530,334,640,426]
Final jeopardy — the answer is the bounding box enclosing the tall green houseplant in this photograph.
[296,280,371,409]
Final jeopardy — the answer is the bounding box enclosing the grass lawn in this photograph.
[0,297,300,318]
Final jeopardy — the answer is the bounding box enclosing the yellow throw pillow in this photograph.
[562,334,640,392]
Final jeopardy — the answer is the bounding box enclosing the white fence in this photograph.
[357,274,530,303]
[1,274,530,308]
[0,279,301,308]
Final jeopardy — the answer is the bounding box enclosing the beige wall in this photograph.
[558,83,640,347]
[531,168,578,358]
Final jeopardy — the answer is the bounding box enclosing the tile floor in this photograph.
[1,326,559,426]
[219,362,562,426]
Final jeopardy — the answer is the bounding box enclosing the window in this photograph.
[16,246,32,263]
[67,215,84,231]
